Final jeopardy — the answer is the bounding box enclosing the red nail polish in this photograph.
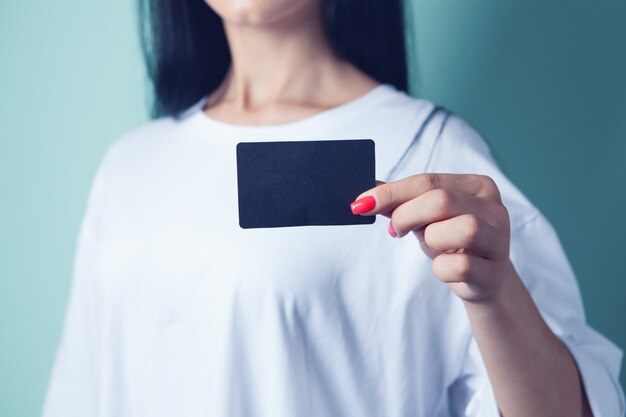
[350,195,376,215]
[388,221,397,237]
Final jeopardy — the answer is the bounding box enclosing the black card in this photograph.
[236,139,376,229]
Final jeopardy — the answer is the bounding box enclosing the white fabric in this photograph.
[42,84,624,417]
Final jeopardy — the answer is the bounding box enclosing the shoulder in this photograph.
[99,116,181,170]
[93,102,209,190]
[84,113,201,215]
[370,89,491,177]
[359,88,541,231]
[372,84,436,122]
[422,112,494,173]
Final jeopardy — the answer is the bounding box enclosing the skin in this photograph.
[356,176,593,417]
[202,0,593,415]
[202,0,378,124]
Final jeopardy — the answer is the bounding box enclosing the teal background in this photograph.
[1,1,624,415]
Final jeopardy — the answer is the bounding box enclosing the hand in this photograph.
[350,174,511,302]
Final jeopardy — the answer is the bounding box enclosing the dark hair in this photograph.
[138,0,408,118]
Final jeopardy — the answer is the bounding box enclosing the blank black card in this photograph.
[236,139,376,229]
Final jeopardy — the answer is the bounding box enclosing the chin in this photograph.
[204,0,319,26]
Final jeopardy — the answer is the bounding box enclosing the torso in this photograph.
[87,84,474,416]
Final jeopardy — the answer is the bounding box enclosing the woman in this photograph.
[42,0,624,416]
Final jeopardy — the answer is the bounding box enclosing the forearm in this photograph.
[463,260,592,417]
[355,174,598,414]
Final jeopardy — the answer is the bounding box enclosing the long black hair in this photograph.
[138,0,409,118]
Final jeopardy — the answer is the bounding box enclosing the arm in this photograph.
[41,155,109,417]
[463,259,591,417]
[350,173,593,417]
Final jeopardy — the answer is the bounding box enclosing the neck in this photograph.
[215,5,342,110]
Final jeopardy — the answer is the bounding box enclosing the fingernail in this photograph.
[388,221,397,238]
[350,195,376,215]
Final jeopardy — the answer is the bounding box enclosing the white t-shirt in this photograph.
[42,84,624,417]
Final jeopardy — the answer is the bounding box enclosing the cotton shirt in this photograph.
[42,84,625,417]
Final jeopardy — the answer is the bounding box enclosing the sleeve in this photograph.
[41,153,109,417]
[508,212,625,417]
[423,113,626,417]
[447,337,500,417]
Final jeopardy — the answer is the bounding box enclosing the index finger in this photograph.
[350,173,483,216]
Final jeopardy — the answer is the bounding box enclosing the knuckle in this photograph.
[380,184,394,207]
[479,175,502,199]
[500,203,510,218]
[479,174,496,188]
[454,255,473,279]
[498,205,510,227]
[432,255,446,277]
[466,174,482,189]
[495,204,509,223]
[462,214,481,243]
[421,173,439,191]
